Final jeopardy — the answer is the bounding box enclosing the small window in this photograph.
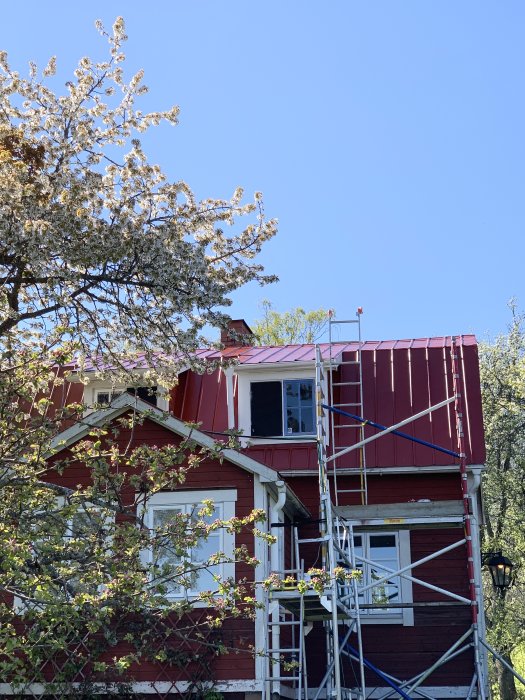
[128,386,158,407]
[250,379,315,437]
[16,502,113,610]
[63,506,112,597]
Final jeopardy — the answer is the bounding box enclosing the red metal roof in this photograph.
[228,335,478,364]
[81,336,478,371]
[172,335,485,469]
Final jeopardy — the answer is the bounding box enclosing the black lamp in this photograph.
[486,552,513,593]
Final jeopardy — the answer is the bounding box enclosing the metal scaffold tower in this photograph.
[263,317,498,700]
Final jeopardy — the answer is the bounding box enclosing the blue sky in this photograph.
[2,2,524,342]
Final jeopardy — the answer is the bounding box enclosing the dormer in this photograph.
[235,358,327,445]
[82,378,170,413]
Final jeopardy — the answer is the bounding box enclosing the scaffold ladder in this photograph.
[328,309,368,506]
[264,525,309,700]
[315,346,365,700]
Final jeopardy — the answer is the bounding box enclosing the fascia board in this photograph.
[234,359,337,373]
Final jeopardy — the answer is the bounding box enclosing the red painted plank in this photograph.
[408,347,435,466]
[427,345,455,465]
[392,348,415,467]
[374,349,396,467]
[360,349,377,468]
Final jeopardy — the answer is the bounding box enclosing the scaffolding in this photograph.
[328,310,367,506]
[264,318,491,700]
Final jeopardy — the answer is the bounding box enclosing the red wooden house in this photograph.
[13,318,489,700]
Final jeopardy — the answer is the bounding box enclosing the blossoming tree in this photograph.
[0,18,276,696]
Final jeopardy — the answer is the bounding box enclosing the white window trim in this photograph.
[352,530,413,626]
[237,368,328,445]
[142,490,237,601]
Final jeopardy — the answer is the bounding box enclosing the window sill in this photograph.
[358,614,407,625]
[242,435,317,447]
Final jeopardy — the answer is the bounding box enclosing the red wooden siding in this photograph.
[47,415,257,683]
[287,474,463,511]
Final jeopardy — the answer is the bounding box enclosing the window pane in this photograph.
[370,534,396,549]
[193,533,220,562]
[192,532,221,592]
[301,408,314,434]
[152,508,184,595]
[284,379,315,435]
[300,381,313,403]
[195,567,219,592]
[285,381,299,406]
[250,381,283,436]
[287,408,300,434]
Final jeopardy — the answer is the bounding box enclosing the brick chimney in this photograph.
[220,319,255,347]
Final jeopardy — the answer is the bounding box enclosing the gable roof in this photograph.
[50,393,310,518]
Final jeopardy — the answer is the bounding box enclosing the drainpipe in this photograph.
[469,467,489,699]
[269,480,287,700]
[271,480,287,572]
[224,367,235,430]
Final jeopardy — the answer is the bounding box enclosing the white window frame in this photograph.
[237,367,327,445]
[142,490,237,601]
[349,530,413,626]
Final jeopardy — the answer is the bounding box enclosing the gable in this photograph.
[49,393,310,518]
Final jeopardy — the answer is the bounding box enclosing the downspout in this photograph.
[270,480,287,571]
[224,367,235,430]
[269,480,287,700]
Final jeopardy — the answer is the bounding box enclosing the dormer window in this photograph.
[96,390,122,406]
[85,383,167,412]
[95,387,158,408]
[250,379,315,437]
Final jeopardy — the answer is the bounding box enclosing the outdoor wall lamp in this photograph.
[482,551,513,593]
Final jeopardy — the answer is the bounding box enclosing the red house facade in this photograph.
[11,319,489,699]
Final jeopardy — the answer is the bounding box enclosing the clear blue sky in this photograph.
[2,2,524,342]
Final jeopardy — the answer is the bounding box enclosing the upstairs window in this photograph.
[95,386,158,407]
[250,379,315,437]
[96,390,122,406]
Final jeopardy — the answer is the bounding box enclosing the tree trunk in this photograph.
[496,654,517,700]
